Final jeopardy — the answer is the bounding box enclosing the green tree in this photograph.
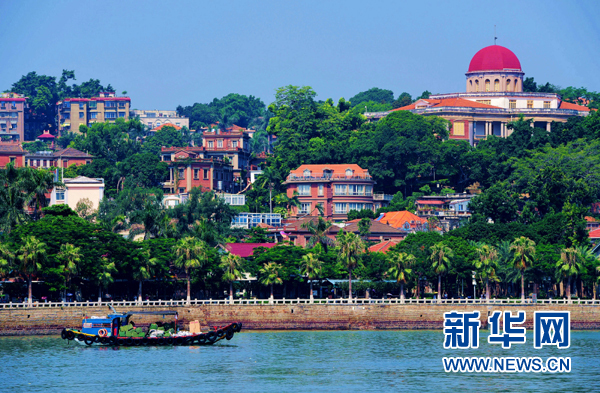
[336,231,365,301]
[259,262,284,300]
[349,87,394,107]
[57,243,82,301]
[387,251,415,301]
[301,253,322,301]
[510,236,536,301]
[302,217,334,251]
[17,236,47,305]
[220,253,243,301]
[430,242,453,302]
[94,256,117,302]
[132,248,158,302]
[556,247,585,302]
[474,243,499,301]
[0,242,14,277]
[174,237,209,303]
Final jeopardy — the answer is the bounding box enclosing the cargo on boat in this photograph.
[60,306,241,346]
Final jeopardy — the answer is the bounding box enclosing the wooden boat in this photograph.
[60,306,241,346]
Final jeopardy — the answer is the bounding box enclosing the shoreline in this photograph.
[2,303,600,336]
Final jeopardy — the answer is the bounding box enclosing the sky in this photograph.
[0,0,599,110]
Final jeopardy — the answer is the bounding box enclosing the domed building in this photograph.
[367,45,591,145]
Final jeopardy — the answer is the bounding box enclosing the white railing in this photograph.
[1,297,598,309]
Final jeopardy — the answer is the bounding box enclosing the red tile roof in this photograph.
[585,216,599,223]
[290,164,368,177]
[153,123,182,131]
[0,143,25,153]
[54,147,93,158]
[225,243,278,258]
[559,101,590,112]
[378,211,427,230]
[589,228,600,239]
[343,219,406,235]
[392,98,502,112]
[369,240,400,254]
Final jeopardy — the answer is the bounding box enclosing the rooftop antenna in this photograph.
[494,25,497,45]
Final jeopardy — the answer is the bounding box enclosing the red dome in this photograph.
[467,45,521,72]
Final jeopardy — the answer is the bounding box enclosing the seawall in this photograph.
[2,303,600,336]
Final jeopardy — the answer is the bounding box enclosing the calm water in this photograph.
[0,331,598,392]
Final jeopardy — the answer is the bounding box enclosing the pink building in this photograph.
[0,93,26,141]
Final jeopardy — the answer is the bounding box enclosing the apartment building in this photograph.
[285,164,390,221]
[56,92,130,134]
[0,93,26,141]
[131,109,189,130]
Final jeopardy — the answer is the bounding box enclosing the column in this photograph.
[546,122,551,132]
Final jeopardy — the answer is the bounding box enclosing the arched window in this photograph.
[485,80,490,92]
[475,80,479,92]
[469,80,473,90]
[303,169,311,177]
[494,79,500,92]
[345,168,354,177]
[506,79,512,92]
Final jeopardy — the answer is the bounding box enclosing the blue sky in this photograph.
[0,0,598,109]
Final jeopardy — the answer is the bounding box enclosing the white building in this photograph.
[131,109,189,130]
[50,176,105,211]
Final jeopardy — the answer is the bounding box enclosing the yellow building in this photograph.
[56,92,131,134]
[50,176,105,213]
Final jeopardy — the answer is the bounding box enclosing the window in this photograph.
[544,101,551,109]
[509,100,517,109]
[78,103,84,109]
[476,100,491,105]
[485,80,490,92]
[527,100,533,109]
[1,123,6,130]
[179,188,185,194]
[494,79,500,92]
[105,101,116,108]
[506,79,512,92]
[217,139,223,148]
[178,168,185,179]
[334,184,347,195]
[90,112,97,119]
[203,169,209,179]
[11,102,16,109]
[63,113,70,119]
[56,191,65,201]
[453,122,465,136]
[323,169,333,178]
[475,80,479,91]
[334,203,347,214]
[365,185,373,196]
[9,156,15,163]
[79,112,84,119]
[298,184,311,196]
[10,122,17,129]
[118,102,126,108]
[318,184,324,196]
[349,203,364,211]
[88,102,97,109]
[105,112,116,119]
[348,184,364,195]
[208,141,214,148]
[0,103,5,109]
[118,112,126,117]
[303,169,311,177]
[345,168,354,177]
[194,169,199,179]
[300,202,311,214]
[62,159,68,167]
[232,140,238,148]
[63,102,70,108]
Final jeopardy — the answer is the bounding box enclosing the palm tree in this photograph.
[474,244,499,301]
[259,262,283,301]
[510,236,536,302]
[17,236,47,305]
[95,256,117,302]
[22,167,58,218]
[0,163,29,235]
[387,251,415,301]
[174,237,209,303]
[132,248,158,303]
[301,253,322,302]
[336,230,365,301]
[430,242,453,303]
[556,247,585,302]
[220,253,244,301]
[0,242,15,277]
[57,243,82,302]
[303,216,334,251]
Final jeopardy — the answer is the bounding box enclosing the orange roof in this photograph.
[369,240,400,254]
[379,211,427,230]
[589,228,600,239]
[153,123,182,131]
[559,101,590,112]
[392,98,502,111]
[290,164,367,177]
[585,216,599,223]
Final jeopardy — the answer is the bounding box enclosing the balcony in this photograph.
[286,174,373,182]
[373,193,394,201]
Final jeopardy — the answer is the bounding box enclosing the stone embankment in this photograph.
[1,303,600,336]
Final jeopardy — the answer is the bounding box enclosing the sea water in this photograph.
[0,331,598,392]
